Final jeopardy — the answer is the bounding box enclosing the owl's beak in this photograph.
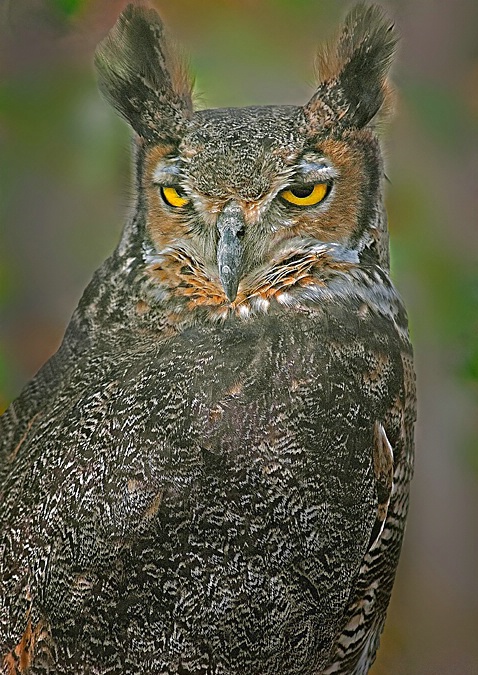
[216,201,244,303]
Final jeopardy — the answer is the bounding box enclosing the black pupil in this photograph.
[290,185,315,198]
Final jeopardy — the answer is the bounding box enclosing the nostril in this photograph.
[216,200,246,238]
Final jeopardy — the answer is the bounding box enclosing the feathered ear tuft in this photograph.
[94,4,193,145]
[305,3,397,132]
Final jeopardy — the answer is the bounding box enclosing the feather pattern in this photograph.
[0,4,415,674]
[306,3,397,131]
[94,4,193,143]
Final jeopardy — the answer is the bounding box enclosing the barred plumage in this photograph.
[1,4,415,674]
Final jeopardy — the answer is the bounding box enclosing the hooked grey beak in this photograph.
[216,201,245,303]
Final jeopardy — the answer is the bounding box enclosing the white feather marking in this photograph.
[237,305,251,318]
[251,296,270,313]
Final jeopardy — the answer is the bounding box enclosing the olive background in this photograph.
[1,1,477,673]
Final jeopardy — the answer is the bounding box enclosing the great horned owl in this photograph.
[0,4,415,674]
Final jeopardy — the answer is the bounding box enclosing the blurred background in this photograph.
[1,0,477,672]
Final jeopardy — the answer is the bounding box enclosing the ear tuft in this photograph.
[306,3,397,131]
[95,4,193,144]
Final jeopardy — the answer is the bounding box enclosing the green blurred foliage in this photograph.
[50,0,87,17]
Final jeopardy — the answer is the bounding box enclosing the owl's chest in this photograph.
[39,307,392,485]
[7,307,401,672]
[53,309,388,526]
[20,307,399,519]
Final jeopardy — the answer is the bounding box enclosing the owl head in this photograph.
[95,3,396,314]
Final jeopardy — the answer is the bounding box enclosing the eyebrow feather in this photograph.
[152,163,182,183]
[293,161,338,183]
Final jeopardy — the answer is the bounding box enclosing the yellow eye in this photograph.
[161,186,189,208]
[280,183,329,206]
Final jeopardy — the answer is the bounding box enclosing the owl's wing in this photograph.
[325,345,415,673]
